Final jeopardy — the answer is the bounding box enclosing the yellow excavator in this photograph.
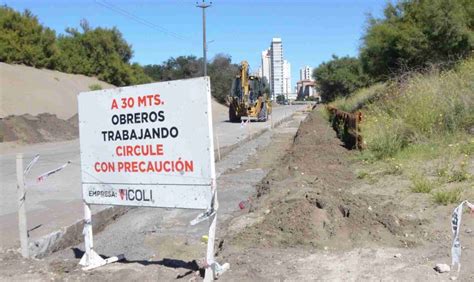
[228,61,272,122]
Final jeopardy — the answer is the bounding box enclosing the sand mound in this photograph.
[0,63,114,120]
[0,62,227,121]
[233,110,426,249]
[0,63,228,143]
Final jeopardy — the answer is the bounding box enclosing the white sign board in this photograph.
[78,77,215,210]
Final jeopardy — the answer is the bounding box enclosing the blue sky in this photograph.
[4,0,387,87]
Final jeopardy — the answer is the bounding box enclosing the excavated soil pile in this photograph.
[0,113,78,143]
[0,99,227,144]
[232,110,426,249]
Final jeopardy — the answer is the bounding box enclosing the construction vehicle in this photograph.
[228,61,272,122]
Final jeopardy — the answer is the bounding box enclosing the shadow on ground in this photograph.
[71,248,204,279]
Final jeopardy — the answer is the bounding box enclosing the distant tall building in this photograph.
[299,66,313,81]
[261,49,271,90]
[283,60,292,95]
[270,38,284,99]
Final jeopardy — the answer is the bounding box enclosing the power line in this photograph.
[94,0,191,42]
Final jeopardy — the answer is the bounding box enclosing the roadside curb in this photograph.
[29,206,129,258]
[215,111,299,161]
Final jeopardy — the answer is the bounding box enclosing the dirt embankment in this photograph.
[229,110,427,250]
[0,63,113,143]
[0,114,78,143]
[0,63,114,119]
[0,63,229,144]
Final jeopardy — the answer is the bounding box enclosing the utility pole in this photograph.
[196,0,212,77]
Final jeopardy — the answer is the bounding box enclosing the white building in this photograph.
[283,60,292,96]
[261,48,271,90]
[287,86,298,101]
[297,80,319,101]
[270,38,283,100]
[252,66,261,77]
[299,66,313,81]
[256,66,263,78]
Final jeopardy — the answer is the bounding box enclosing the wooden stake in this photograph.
[16,153,28,258]
[215,133,221,161]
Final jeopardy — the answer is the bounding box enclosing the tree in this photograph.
[0,7,152,86]
[208,54,239,103]
[56,21,150,86]
[144,54,238,104]
[0,6,58,68]
[313,55,370,102]
[129,63,153,85]
[276,94,286,103]
[144,56,201,81]
[360,0,474,81]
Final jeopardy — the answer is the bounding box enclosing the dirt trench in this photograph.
[228,109,427,250]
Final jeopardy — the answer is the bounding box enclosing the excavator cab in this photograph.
[228,61,272,122]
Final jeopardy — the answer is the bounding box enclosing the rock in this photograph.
[434,263,450,273]
[469,126,474,135]
[394,253,402,258]
[465,228,472,234]
[450,276,457,280]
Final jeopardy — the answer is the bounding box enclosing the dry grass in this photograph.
[329,58,474,206]
[360,58,474,160]
[432,188,462,205]
[410,174,433,193]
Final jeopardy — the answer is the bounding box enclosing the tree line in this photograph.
[0,6,151,86]
[142,54,239,103]
[313,0,474,102]
[0,5,238,102]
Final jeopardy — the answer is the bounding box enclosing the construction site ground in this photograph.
[1,108,472,281]
[0,104,304,252]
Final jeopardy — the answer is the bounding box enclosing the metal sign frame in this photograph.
[77,77,227,280]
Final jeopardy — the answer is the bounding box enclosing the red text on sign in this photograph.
[110,94,163,110]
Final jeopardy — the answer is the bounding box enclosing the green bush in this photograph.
[88,83,102,91]
[0,6,58,68]
[313,55,371,102]
[410,174,433,193]
[360,0,474,81]
[433,188,462,205]
[356,170,369,179]
[56,22,152,86]
[362,115,411,159]
[0,6,152,86]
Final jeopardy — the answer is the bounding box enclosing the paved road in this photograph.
[0,105,305,250]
